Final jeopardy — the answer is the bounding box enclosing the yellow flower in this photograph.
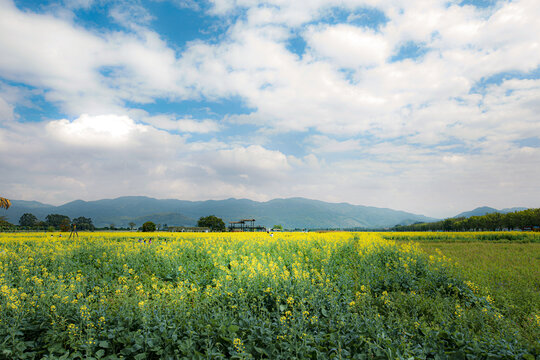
[286,296,294,305]
[233,338,245,353]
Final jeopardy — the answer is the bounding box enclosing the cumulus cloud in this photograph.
[0,0,539,217]
[1,113,298,205]
[46,114,149,147]
[305,24,390,68]
[0,0,182,115]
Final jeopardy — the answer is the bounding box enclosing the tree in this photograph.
[141,221,156,232]
[272,224,283,230]
[0,219,15,231]
[46,214,70,230]
[129,222,136,230]
[0,197,11,210]
[73,216,95,231]
[197,215,225,232]
[19,213,38,227]
[59,218,71,232]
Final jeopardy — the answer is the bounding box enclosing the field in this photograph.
[0,232,538,359]
[416,242,540,346]
[381,232,540,351]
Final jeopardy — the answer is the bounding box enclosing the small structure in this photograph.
[168,226,210,233]
[229,219,266,232]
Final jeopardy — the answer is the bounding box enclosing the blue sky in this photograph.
[0,0,539,218]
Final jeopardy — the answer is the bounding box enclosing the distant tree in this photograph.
[0,219,15,231]
[46,214,70,230]
[19,213,38,227]
[36,221,47,230]
[73,216,95,231]
[109,224,116,230]
[197,215,225,232]
[129,222,136,230]
[392,208,540,232]
[272,224,283,230]
[142,221,156,232]
[442,219,453,231]
[59,218,71,232]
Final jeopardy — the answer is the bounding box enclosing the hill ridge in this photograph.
[3,196,436,229]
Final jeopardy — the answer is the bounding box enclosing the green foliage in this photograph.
[141,221,156,232]
[0,233,536,359]
[393,208,540,232]
[19,213,38,228]
[59,219,71,232]
[73,216,95,231]
[197,215,226,231]
[0,219,15,231]
[45,214,70,230]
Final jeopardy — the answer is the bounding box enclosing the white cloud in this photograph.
[46,114,149,147]
[0,96,15,122]
[305,24,390,68]
[208,145,292,181]
[0,0,182,115]
[109,2,155,30]
[0,0,539,217]
[143,115,221,133]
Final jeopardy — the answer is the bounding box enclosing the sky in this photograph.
[0,0,539,218]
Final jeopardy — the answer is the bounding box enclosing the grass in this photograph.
[416,241,540,346]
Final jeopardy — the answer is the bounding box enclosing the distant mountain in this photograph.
[2,196,437,229]
[454,206,528,218]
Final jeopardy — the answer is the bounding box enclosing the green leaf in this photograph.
[99,340,110,348]
[228,324,240,333]
[254,346,269,355]
[134,353,147,360]
[279,304,287,312]
[95,349,105,358]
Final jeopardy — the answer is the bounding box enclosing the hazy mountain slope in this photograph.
[125,213,195,228]
[2,196,437,229]
[3,200,56,222]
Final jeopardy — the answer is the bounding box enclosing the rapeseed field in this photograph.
[0,232,537,359]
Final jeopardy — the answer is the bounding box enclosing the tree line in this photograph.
[17,213,95,231]
[392,208,540,232]
[2,213,227,232]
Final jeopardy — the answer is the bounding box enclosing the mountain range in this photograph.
[2,196,437,229]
